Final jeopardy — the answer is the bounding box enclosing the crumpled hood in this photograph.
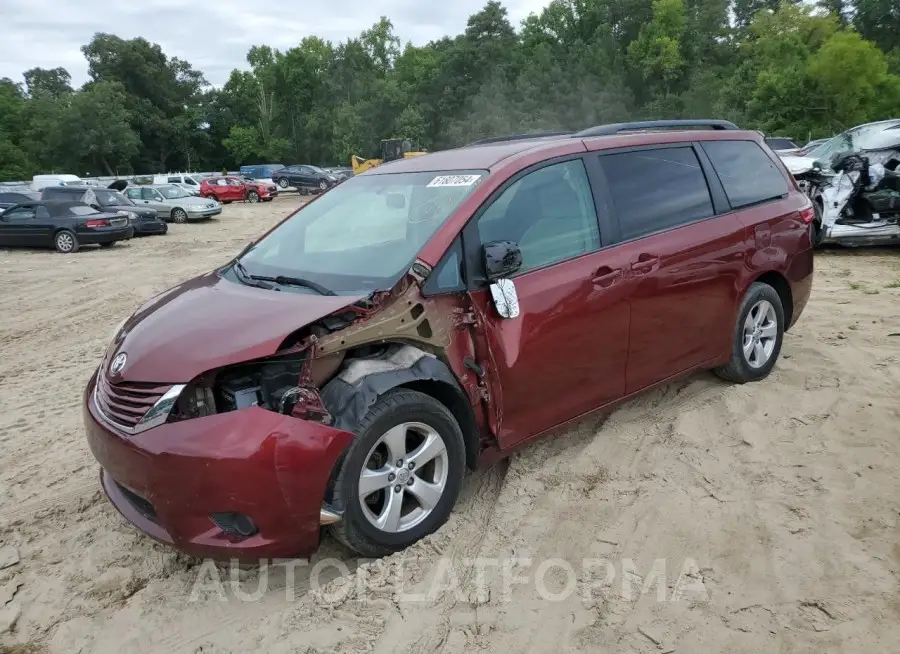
[108,272,363,383]
[780,154,818,175]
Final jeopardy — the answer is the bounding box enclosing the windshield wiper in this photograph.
[232,261,274,290]
[248,273,337,296]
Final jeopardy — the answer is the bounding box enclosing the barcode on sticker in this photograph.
[427,174,482,188]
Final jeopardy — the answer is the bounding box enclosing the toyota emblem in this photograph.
[110,352,127,375]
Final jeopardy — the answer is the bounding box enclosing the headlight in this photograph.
[117,210,136,219]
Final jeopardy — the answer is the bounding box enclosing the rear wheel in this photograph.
[171,208,188,223]
[714,282,784,383]
[247,190,259,203]
[54,230,79,253]
[330,389,466,557]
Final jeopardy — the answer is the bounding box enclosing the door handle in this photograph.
[631,253,660,275]
[591,266,623,288]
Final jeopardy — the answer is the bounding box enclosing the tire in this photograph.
[714,282,785,384]
[318,179,328,191]
[100,241,115,248]
[171,208,188,223]
[205,194,217,202]
[54,229,79,253]
[278,178,289,189]
[329,389,466,558]
[248,191,259,203]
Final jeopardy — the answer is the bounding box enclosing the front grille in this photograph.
[115,482,157,522]
[95,375,171,428]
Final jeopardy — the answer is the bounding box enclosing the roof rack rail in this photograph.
[466,131,573,147]
[575,119,739,137]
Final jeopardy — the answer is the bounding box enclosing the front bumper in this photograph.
[132,220,168,235]
[83,372,354,560]
[186,207,222,220]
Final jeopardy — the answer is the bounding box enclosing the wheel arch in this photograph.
[752,270,793,330]
[319,345,481,471]
[170,206,186,219]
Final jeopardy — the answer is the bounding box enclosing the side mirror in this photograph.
[483,241,522,319]
[482,240,522,281]
[385,193,406,209]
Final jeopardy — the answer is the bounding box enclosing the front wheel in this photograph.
[171,208,188,223]
[278,178,289,189]
[247,191,259,203]
[330,389,466,557]
[318,179,328,191]
[714,282,785,384]
[55,229,79,253]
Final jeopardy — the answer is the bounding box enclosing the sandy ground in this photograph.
[1,197,899,654]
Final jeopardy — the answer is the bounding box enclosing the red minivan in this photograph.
[84,120,814,560]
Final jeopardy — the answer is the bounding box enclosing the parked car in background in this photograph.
[83,119,813,561]
[0,201,132,252]
[764,137,799,154]
[239,164,284,182]
[272,165,338,193]
[124,184,221,223]
[153,174,205,196]
[200,176,248,204]
[237,177,279,202]
[0,189,40,211]
[41,184,167,236]
[31,174,83,191]
[793,138,829,157]
[782,119,900,247]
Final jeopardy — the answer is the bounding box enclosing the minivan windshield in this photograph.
[234,170,486,294]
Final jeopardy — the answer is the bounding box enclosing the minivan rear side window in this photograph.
[599,146,714,241]
[701,141,789,210]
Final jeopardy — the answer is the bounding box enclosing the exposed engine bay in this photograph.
[163,273,485,450]
[794,151,900,247]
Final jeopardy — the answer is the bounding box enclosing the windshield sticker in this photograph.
[426,174,482,188]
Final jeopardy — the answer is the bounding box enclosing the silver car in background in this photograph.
[123,184,221,223]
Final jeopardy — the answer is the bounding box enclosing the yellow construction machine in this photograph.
[351,138,427,174]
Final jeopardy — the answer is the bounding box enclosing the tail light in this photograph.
[799,205,815,224]
[85,218,111,227]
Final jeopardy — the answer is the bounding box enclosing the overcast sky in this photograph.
[1,0,551,88]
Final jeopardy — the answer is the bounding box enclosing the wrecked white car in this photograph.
[782,119,900,247]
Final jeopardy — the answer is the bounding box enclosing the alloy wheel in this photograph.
[56,232,74,253]
[742,299,778,368]
[248,191,259,203]
[278,178,289,188]
[172,209,187,223]
[358,422,449,533]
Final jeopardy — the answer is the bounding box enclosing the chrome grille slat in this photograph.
[95,375,171,428]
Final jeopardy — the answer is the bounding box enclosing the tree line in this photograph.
[0,0,898,181]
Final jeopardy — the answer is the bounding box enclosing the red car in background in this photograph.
[200,177,278,204]
[239,177,279,203]
[201,176,246,204]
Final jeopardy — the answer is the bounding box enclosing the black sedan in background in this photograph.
[271,165,339,194]
[0,201,133,253]
[42,184,167,235]
[0,190,40,211]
